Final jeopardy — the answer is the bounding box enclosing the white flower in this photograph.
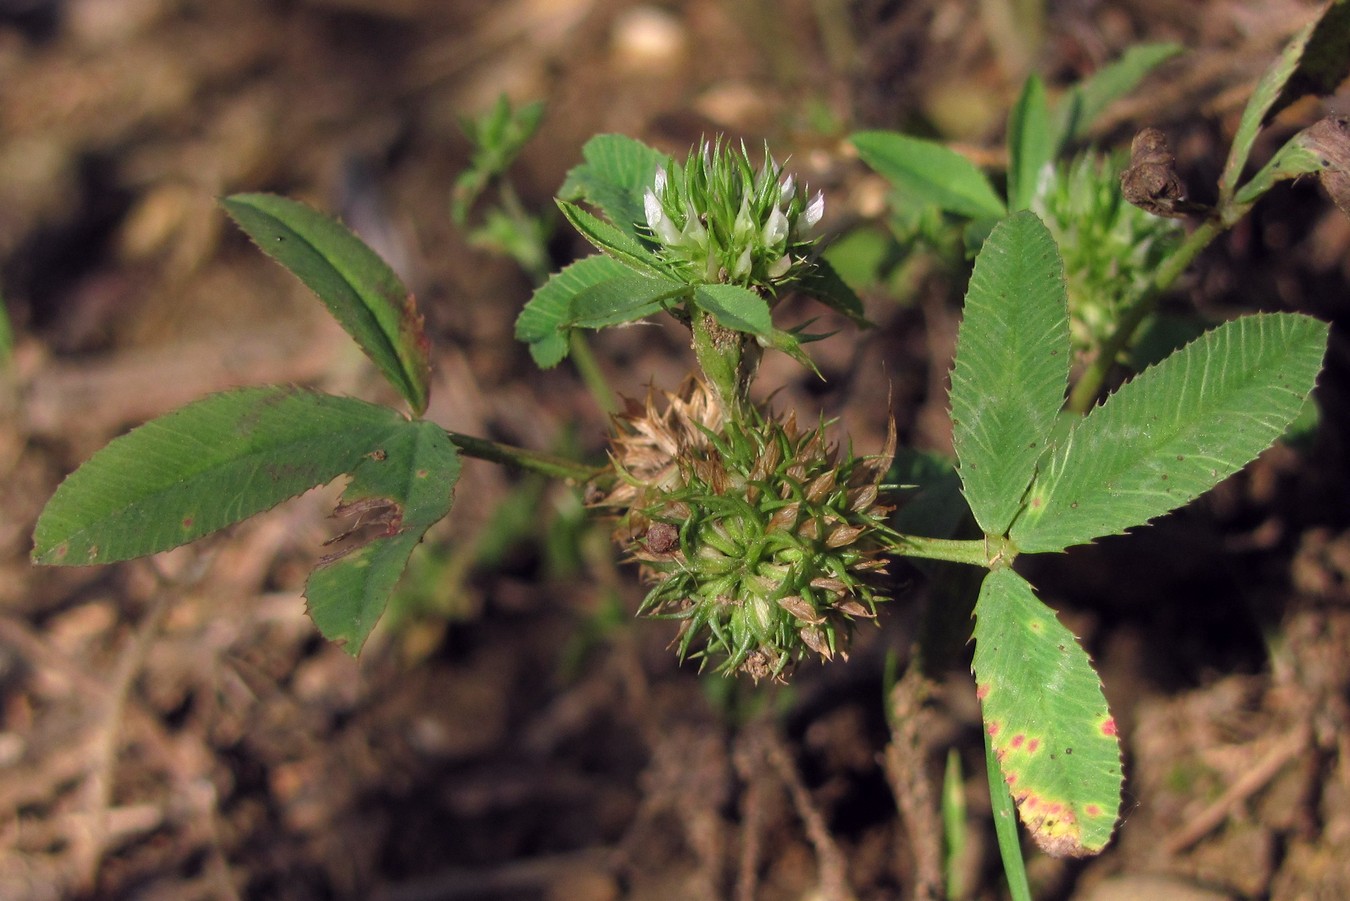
[763,206,789,246]
[644,189,682,245]
[767,254,792,279]
[779,174,795,205]
[682,202,707,245]
[731,245,753,279]
[805,190,825,228]
[653,166,668,196]
[733,196,754,241]
[704,247,721,282]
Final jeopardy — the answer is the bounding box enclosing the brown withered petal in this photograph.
[827,524,867,548]
[778,595,826,624]
[805,470,837,504]
[847,484,878,512]
[837,600,875,618]
[742,650,782,682]
[799,626,833,659]
[768,502,800,531]
[809,577,847,593]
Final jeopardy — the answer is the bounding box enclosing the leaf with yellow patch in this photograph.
[972,567,1122,857]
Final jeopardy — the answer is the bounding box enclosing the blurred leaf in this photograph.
[222,194,431,415]
[1220,13,1324,203]
[1270,0,1350,120]
[466,206,552,280]
[306,417,459,655]
[942,749,969,901]
[950,212,1069,537]
[452,95,546,224]
[972,567,1122,857]
[890,448,967,541]
[515,254,636,367]
[1012,313,1329,553]
[1007,74,1052,211]
[33,387,411,565]
[796,257,869,325]
[852,131,1007,220]
[1051,43,1184,151]
[559,134,671,241]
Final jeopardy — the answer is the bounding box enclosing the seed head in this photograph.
[591,378,896,681]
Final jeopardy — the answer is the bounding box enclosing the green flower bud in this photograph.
[640,138,824,290]
[1032,152,1183,354]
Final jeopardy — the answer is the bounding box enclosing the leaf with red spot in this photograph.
[972,567,1122,857]
[305,416,459,655]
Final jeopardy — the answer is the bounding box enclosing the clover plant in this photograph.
[29,9,1349,895]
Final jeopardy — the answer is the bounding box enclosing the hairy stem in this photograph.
[444,430,601,483]
[890,533,1013,568]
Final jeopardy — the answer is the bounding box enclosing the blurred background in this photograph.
[1,0,1348,898]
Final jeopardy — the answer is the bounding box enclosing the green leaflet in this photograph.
[692,282,772,338]
[1012,313,1329,553]
[973,568,1122,857]
[558,133,671,241]
[1007,75,1052,212]
[556,200,666,275]
[950,212,1069,537]
[567,271,687,328]
[32,387,417,565]
[306,418,459,655]
[1224,32,1310,197]
[515,254,636,367]
[1233,133,1328,206]
[221,194,431,416]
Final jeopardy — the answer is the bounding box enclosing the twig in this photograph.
[70,581,175,894]
[733,735,766,901]
[883,672,942,901]
[1163,722,1311,854]
[760,726,857,901]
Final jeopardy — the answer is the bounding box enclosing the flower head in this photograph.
[592,378,896,681]
[639,138,824,290]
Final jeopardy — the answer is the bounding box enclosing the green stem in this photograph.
[1065,215,1223,415]
[890,533,1011,568]
[985,726,1033,901]
[569,331,619,416]
[444,430,601,483]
